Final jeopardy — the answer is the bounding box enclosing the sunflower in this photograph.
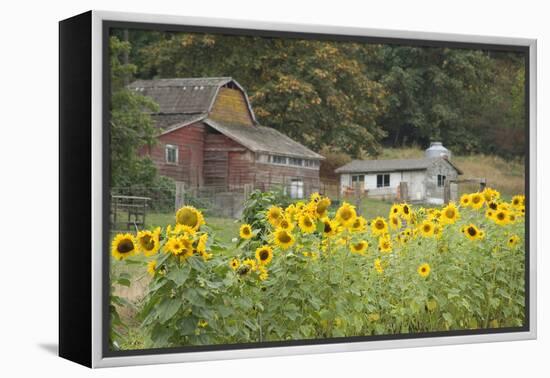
[460,194,471,207]
[277,216,295,231]
[462,224,482,241]
[239,224,253,239]
[470,193,485,209]
[378,235,393,253]
[350,216,367,232]
[172,224,196,237]
[427,209,441,222]
[511,195,525,209]
[298,214,316,233]
[482,187,500,202]
[137,229,160,256]
[321,218,338,237]
[315,197,332,218]
[273,229,295,249]
[389,214,401,230]
[175,206,205,231]
[374,258,384,274]
[371,217,388,236]
[507,235,520,248]
[418,220,435,238]
[147,260,157,277]
[255,245,274,265]
[310,192,322,203]
[493,209,511,226]
[111,233,138,260]
[417,263,431,278]
[258,265,269,281]
[487,200,499,211]
[164,236,193,257]
[229,258,240,271]
[389,204,402,217]
[266,206,284,226]
[335,202,357,227]
[243,258,257,272]
[485,209,495,220]
[441,202,460,225]
[400,203,412,221]
[350,240,368,255]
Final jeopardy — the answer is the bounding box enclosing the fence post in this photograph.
[175,181,186,211]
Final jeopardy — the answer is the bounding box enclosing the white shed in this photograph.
[335,157,462,204]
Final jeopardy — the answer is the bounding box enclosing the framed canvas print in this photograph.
[59,10,537,368]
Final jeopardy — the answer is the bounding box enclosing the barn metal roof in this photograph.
[335,158,462,174]
[129,77,249,116]
[204,119,324,160]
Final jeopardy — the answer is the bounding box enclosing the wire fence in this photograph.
[110,180,340,232]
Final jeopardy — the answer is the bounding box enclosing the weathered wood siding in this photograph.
[203,129,251,188]
[209,87,254,126]
[140,123,205,187]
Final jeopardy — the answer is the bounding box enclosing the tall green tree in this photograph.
[110,36,160,187]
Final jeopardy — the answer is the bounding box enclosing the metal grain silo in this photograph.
[425,141,451,160]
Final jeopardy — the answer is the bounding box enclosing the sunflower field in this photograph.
[110,188,526,350]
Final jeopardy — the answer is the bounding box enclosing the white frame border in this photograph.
[91,10,537,368]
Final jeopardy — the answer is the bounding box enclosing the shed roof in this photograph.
[335,157,462,174]
[204,119,324,160]
[129,77,244,115]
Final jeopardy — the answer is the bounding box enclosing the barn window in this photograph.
[376,174,390,188]
[304,159,318,168]
[290,179,304,199]
[289,157,303,166]
[165,144,178,164]
[271,155,287,165]
[351,175,364,183]
[437,174,446,187]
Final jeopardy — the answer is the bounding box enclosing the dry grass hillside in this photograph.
[379,148,525,196]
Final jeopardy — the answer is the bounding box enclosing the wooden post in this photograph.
[399,182,409,202]
[354,181,362,215]
[444,180,451,204]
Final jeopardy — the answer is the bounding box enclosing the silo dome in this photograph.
[425,142,451,159]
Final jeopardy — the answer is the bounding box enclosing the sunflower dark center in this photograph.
[324,222,332,233]
[467,227,477,236]
[424,225,431,232]
[279,232,291,243]
[445,209,455,218]
[340,209,352,220]
[117,239,134,253]
[472,196,481,204]
[140,235,155,250]
[243,227,250,235]
[260,250,269,260]
[304,218,313,227]
[421,267,427,272]
[177,209,198,227]
[403,206,409,214]
[497,212,506,220]
[375,220,384,229]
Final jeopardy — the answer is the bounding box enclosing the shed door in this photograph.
[401,172,424,201]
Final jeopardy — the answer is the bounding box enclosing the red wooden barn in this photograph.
[130,77,324,199]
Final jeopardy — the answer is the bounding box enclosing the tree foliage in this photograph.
[115,29,526,159]
[110,36,160,187]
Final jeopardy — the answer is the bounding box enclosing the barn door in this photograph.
[203,150,228,189]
